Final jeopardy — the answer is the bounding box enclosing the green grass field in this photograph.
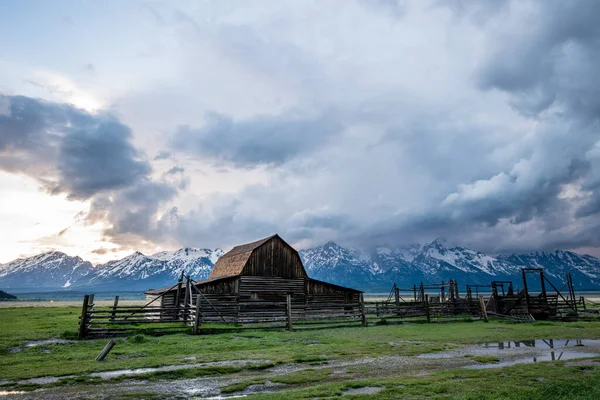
[2,306,600,398]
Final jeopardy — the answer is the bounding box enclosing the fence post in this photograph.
[286,294,293,331]
[78,295,90,340]
[360,294,367,326]
[111,295,119,322]
[183,276,191,322]
[193,295,202,335]
[174,271,184,319]
[96,340,116,361]
[394,285,400,316]
[424,294,431,323]
[479,296,488,322]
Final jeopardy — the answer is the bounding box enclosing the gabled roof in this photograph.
[208,234,278,279]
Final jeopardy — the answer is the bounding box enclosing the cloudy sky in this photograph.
[1,0,599,263]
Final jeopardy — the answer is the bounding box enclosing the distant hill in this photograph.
[0,289,17,300]
[1,240,599,292]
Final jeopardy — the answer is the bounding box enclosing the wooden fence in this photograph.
[78,292,366,339]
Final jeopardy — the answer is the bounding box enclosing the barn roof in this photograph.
[208,234,279,279]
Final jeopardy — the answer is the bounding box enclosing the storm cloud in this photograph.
[2,0,600,258]
[0,95,151,199]
[171,110,342,167]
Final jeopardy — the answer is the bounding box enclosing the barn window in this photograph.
[251,292,259,300]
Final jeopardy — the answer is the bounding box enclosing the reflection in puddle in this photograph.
[467,339,600,369]
[419,339,600,369]
[479,339,600,350]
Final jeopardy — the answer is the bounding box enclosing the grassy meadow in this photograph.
[1,306,600,398]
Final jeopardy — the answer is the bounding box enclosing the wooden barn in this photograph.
[145,234,362,324]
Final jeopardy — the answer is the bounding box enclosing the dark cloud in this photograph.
[475,1,600,121]
[343,0,600,253]
[0,95,151,199]
[170,110,342,167]
[88,181,178,244]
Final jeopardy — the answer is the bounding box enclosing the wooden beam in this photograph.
[286,294,293,331]
[78,295,90,340]
[360,294,366,326]
[95,340,116,361]
[174,271,184,319]
[479,296,488,322]
[110,296,119,322]
[193,295,202,335]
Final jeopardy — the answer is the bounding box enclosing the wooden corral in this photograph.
[77,239,589,338]
[482,268,579,320]
[145,234,361,326]
[366,280,480,322]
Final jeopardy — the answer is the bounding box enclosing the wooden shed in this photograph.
[145,234,362,323]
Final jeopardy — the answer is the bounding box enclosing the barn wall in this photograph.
[196,278,238,295]
[306,279,360,310]
[243,236,307,278]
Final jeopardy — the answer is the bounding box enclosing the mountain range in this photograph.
[1,239,600,292]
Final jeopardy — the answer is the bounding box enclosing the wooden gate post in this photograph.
[360,294,367,326]
[183,276,191,322]
[110,295,119,322]
[394,285,400,316]
[78,295,90,340]
[193,295,202,335]
[174,271,184,319]
[286,294,293,331]
[424,294,431,323]
[479,296,488,322]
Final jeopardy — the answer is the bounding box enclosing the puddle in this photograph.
[465,350,600,369]
[418,339,600,369]
[342,386,385,395]
[9,339,76,353]
[0,391,26,396]
[90,359,271,379]
[18,376,75,385]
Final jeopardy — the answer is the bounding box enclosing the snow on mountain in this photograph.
[151,248,224,278]
[300,242,376,287]
[2,241,600,292]
[0,247,223,290]
[0,251,93,289]
[301,239,600,291]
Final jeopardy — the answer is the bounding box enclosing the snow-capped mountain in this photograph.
[2,240,600,292]
[0,252,93,289]
[300,240,600,291]
[0,248,223,291]
[300,242,375,287]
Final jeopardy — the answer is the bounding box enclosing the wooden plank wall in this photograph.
[243,236,306,278]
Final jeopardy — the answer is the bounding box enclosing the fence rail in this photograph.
[78,293,367,338]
